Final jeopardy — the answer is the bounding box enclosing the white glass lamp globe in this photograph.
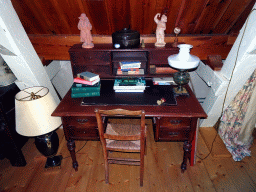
[168,44,200,70]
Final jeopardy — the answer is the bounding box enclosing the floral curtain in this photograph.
[218,68,256,161]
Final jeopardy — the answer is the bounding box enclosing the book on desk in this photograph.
[113,77,146,92]
[71,71,101,98]
[77,71,99,82]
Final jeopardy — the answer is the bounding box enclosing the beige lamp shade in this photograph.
[15,86,61,137]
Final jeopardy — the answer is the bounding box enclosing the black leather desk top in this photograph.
[81,80,176,106]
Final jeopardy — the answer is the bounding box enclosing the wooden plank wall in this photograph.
[12,0,255,35]
[29,35,235,61]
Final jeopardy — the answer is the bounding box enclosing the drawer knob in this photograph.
[77,119,88,124]
[170,120,182,124]
[168,132,179,137]
[83,56,92,60]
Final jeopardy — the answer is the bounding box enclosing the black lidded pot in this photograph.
[112,28,140,49]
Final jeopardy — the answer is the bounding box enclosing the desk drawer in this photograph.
[69,127,99,140]
[154,117,191,141]
[158,127,190,141]
[69,116,97,128]
[160,117,190,128]
[64,116,99,140]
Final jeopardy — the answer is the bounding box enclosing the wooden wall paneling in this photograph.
[104,0,130,33]
[28,34,234,61]
[174,0,206,34]
[54,0,81,34]
[51,0,74,34]
[193,0,229,34]
[194,0,232,34]
[213,0,253,34]
[103,0,114,34]
[183,35,232,60]
[165,0,183,34]
[129,0,145,33]
[35,0,66,34]
[141,0,158,34]
[11,1,43,34]
[225,0,255,35]
[10,0,254,36]
[174,0,186,33]
[85,0,111,35]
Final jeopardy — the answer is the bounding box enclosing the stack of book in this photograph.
[71,71,101,98]
[153,77,175,85]
[117,61,144,75]
[113,77,146,92]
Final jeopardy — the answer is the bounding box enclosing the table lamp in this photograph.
[15,86,62,168]
[168,44,200,95]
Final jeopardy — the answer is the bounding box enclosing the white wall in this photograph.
[47,60,74,99]
[0,0,59,103]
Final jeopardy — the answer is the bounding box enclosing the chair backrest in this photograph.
[95,108,146,148]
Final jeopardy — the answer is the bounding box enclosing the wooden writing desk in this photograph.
[52,43,207,172]
[52,80,207,172]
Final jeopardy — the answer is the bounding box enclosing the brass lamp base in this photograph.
[173,86,189,96]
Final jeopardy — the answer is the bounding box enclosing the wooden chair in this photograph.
[95,108,146,187]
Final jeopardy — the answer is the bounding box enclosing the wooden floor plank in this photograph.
[221,158,256,191]
[156,141,194,191]
[144,125,170,191]
[0,159,17,191]
[1,124,256,192]
[84,141,109,192]
[197,133,242,192]
[65,141,97,192]
[241,143,256,184]
[199,127,232,158]
[175,141,216,192]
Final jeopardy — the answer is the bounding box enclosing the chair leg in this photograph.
[104,150,109,184]
[140,153,144,187]
[140,163,144,186]
[105,160,109,184]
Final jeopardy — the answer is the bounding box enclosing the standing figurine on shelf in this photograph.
[154,13,167,47]
[78,13,94,49]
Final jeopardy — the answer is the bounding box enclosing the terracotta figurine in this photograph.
[154,13,167,47]
[78,13,94,48]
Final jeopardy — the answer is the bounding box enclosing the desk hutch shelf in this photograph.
[68,43,179,78]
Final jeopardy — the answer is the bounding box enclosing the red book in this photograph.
[74,77,100,85]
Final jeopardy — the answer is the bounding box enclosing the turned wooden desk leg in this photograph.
[67,139,78,171]
[181,140,192,173]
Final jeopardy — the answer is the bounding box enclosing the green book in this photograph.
[71,82,101,93]
[114,77,145,87]
[71,91,100,98]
